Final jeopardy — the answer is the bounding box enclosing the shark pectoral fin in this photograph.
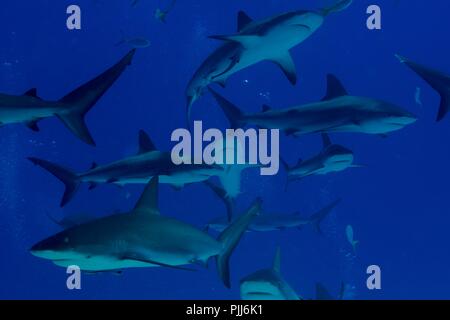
[322,74,348,100]
[26,120,40,132]
[137,130,157,154]
[269,52,297,85]
[237,11,253,32]
[122,255,197,272]
[133,176,160,215]
[208,34,260,48]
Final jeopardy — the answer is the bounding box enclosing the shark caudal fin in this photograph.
[396,54,450,122]
[321,0,353,16]
[216,198,261,288]
[56,50,136,146]
[28,157,80,207]
[309,199,341,235]
[208,88,244,128]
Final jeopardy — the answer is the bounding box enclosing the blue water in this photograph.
[1,0,449,300]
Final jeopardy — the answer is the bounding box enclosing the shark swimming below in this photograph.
[30,177,261,288]
[29,130,247,207]
[209,74,417,136]
[281,133,363,183]
[0,50,135,146]
[240,247,300,300]
[205,183,341,235]
[397,54,450,121]
[186,0,353,115]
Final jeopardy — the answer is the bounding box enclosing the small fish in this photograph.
[415,87,422,106]
[154,0,177,23]
[115,37,151,49]
[345,225,359,253]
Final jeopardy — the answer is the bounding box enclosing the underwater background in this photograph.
[0,0,449,299]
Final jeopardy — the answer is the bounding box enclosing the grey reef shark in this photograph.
[30,177,262,288]
[29,130,247,207]
[397,54,450,121]
[209,74,417,136]
[205,180,340,235]
[240,247,301,300]
[281,133,363,183]
[186,0,353,117]
[0,50,136,146]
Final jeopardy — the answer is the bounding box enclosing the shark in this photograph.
[209,74,417,136]
[205,181,340,234]
[281,133,362,183]
[240,247,300,300]
[396,54,450,121]
[30,177,261,288]
[185,0,353,116]
[0,50,135,146]
[29,130,246,207]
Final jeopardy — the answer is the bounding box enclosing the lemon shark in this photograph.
[209,74,417,136]
[240,248,300,300]
[205,183,340,235]
[30,177,261,288]
[185,0,353,115]
[396,54,450,121]
[281,133,363,183]
[0,50,135,146]
[29,130,246,207]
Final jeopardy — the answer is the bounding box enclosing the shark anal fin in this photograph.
[237,11,253,32]
[269,52,297,85]
[321,133,332,147]
[437,94,449,122]
[26,120,40,132]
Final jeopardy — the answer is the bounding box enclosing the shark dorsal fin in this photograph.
[138,130,156,154]
[133,176,159,215]
[262,104,272,112]
[24,88,38,98]
[237,11,253,32]
[322,74,348,101]
[273,247,281,273]
[321,133,332,148]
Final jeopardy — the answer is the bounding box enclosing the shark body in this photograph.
[240,248,300,300]
[0,50,135,146]
[210,74,417,136]
[282,133,361,182]
[30,177,261,288]
[186,0,353,114]
[29,130,246,207]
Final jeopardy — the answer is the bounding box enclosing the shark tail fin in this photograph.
[28,157,80,207]
[310,199,341,235]
[396,54,450,122]
[216,198,261,288]
[208,88,244,129]
[321,0,352,16]
[56,50,136,145]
